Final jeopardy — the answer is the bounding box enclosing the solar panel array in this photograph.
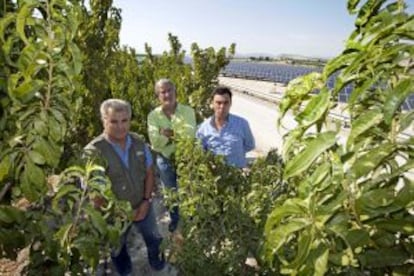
[221,61,414,110]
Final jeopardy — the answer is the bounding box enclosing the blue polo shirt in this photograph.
[196,114,255,168]
[108,135,152,169]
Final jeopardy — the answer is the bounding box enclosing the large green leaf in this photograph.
[313,245,329,276]
[10,78,44,103]
[25,160,46,190]
[16,1,39,45]
[345,229,370,249]
[27,150,46,165]
[296,88,330,128]
[347,0,361,14]
[384,79,414,125]
[359,247,409,268]
[284,132,337,179]
[69,43,82,75]
[355,0,387,28]
[0,206,25,225]
[265,198,308,233]
[323,52,358,80]
[348,73,380,106]
[284,228,314,270]
[350,144,394,179]
[52,185,80,211]
[48,115,64,142]
[265,218,311,260]
[347,108,383,147]
[32,137,61,167]
[85,206,107,236]
[17,44,48,76]
[279,72,322,119]
[399,111,414,133]
[374,218,414,235]
[0,155,11,182]
[357,187,395,209]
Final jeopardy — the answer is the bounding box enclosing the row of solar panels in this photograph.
[221,61,414,110]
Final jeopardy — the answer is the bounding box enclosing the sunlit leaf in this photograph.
[284,132,337,179]
[350,144,394,179]
[347,108,383,147]
[384,79,414,125]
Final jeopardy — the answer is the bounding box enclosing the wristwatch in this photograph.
[143,197,153,203]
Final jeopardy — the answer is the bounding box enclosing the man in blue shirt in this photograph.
[196,87,255,168]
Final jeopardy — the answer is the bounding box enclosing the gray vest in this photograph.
[85,133,147,209]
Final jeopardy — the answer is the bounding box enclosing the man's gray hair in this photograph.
[100,99,132,120]
[154,78,176,95]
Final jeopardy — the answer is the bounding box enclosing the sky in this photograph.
[112,0,414,58]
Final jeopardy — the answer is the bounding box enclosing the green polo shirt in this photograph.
[148,103,196,158]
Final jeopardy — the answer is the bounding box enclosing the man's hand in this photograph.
[160,128,174,138]
[92,196,106,209]
[133,200,150,221]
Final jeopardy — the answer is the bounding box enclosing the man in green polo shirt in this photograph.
[148,79,196,232]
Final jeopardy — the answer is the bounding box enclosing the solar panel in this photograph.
[221,61,413,110]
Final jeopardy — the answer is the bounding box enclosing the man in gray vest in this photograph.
[85,99,173,275]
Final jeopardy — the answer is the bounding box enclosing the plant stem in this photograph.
[0,181,12,202]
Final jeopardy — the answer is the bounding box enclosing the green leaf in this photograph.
[400,111,414,133]
[26,160,46,188]
[0,155,11,182]
[358,187,395,209]
[52,185,80,210]
[323,52,358,80]
[55,223,73,247]
[17,44,47,75]
[69,43,82,75]
[10,79,44,103]
[32,137,61,167]
[347,0,361,14]
[279,72,322,119]
[348,73,380,106]
[374,219,414,235]
[48,115,65,142]
[359,248,408,268]
[284,132,337,179]
[285,228,314,270]
[395,179,414,207]
[347,108,383,147]
[265,198,308,233]
[313,246,329,276]
[0,14,16,44]
[345,229,370,248]
[384,79,414,125]
[265,218,310,259]
[350,144,394,179]
[33,119,48,136]
[16,1,38,45]
[85,206,107,236]
[0,206,25,225]
[355,0,387,28]
[27,150,46,165]
[296,88,330,127]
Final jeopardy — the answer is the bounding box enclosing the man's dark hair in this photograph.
[211,86,232,100]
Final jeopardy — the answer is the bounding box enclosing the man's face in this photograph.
[212,94,231,118]
[157,83,176,107]
[103,108,130,143]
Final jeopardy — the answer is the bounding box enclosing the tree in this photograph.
[264,0,414,274]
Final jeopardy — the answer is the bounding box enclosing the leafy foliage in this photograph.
[0,0,235,273]
[264,0,414,274]
[170,139,285,275]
